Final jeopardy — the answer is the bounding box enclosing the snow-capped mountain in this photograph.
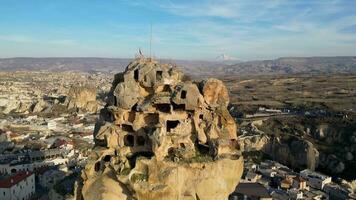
[215,54,238,61]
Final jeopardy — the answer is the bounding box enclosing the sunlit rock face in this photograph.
[66,85,98,113]
[77,57,243,200]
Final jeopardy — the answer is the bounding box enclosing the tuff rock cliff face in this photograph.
[263,136,319,170]
[238,125,319,171]
[65,85,99,113]
[0,84,99,115]
[76,57,243,200]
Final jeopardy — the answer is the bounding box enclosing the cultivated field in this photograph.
[222,74,356,113]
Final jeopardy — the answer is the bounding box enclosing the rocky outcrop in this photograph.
[238,134,269,152]
[301,122,355,174]
[345,152,354,161]
[32,99,51,113]
[257,136,319,171]
[0,97,34,114]
[0,87,99,115]
[319,153,345,174]
[78,57,243,200]
[81,156,243,200]
[238,123,319,171]
[66,85,98,113]
[250,116,356,178]
[238,122,269,152]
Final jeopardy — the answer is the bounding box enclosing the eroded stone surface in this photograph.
[66,85,98,113]
[78,57,243,200]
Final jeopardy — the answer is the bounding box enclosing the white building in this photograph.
[0,171,35,200]
[259,168,277,178]
[300,169,331,190]
[84,125,95,131]
[47,120,57,130]
[0,158,69,175]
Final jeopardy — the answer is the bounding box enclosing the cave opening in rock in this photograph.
[217,116,222,128]
[94,162,100,172]
[96,138,107,147]
[128,151,154,168]
[181,90,187,99]
[122,124,134,132]
[172,102,185,111]
[156,70,163,81]
[103,108,114,122]
[134,69,139,81]
[103,155,111,162]
[167,147,175,157]
[197,143,210,155]
[124,134,135,147]
[131,103,138,111]
[162,84,171,92]
[166,120,180,132]
[114,96,118,106]
[136,136,145,146]
[155,104,171,113]
[180,143,186,149]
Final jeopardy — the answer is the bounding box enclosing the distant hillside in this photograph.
[212,56,356,76]
[0,56,355,76]
[0,57,221,75]
[0,57,132,72]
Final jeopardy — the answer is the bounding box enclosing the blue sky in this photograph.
[0,0,355,60]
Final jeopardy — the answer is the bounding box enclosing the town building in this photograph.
[0,148,65,163]
[230,182,272,200]
[287,189,303,199]
[0,171,35,200]
[292,176,307,190]
[323,183,352,199]
[0,157,69,174]
[303,188,329,200]
[47,120,57,130]
[300,169,331,190]
[245,171,262,182]
[280,177,293,189]
[258,168,277,178]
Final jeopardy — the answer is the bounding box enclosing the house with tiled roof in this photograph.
[280,177,293,189]
[0,171,35,200]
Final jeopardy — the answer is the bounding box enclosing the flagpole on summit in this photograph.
[150,22,152,59]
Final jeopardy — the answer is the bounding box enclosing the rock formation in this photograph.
[319,153,345,174]
[263,136,319,170]
[238,123,319,171]
[65,85,99,113]
[77,57,243,200]
[0,96,34,114]
[237,122,270,152]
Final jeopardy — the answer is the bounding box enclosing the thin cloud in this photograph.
[0,35,36,43]
[0,34,77,46]
[0,0,355,59]
[47,39,77,46]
